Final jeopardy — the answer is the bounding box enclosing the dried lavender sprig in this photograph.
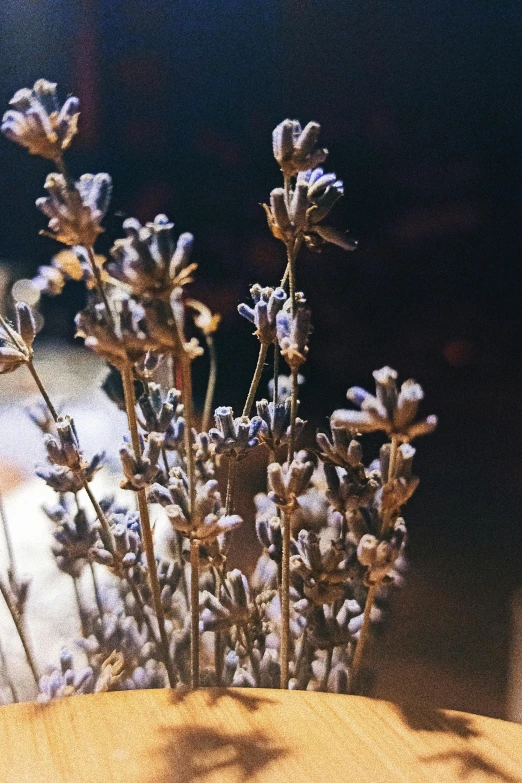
[23,354,159,651]
[0,577,39,687]
[349,435,400,693]
[120,362,176,688]
[280,237,304,689]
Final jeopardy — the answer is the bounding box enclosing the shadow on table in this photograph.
[154,688,287,783]
[396,701,522,782]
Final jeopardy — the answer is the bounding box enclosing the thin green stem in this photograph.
[287,246,296,317]
[294,632,312,691]
[0,579,39,687]
[242,342,269,418]
[54,154,73,186]
[202,334,217,433]
[121,362,176,688]
[190,537,200,689]
[172,530,189,606]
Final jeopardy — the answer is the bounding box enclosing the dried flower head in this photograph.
[1,79,79,160]
[291,530,351,605]
[120,433,162,490]
[144,288,203,361]
[76,293,158,368]
[36,172,112,247]
[208,406,263,459]
[256,397,305,451]
[267,458,314,514]
[263,165,356,252]
[238,284,287,344]
[272,120,328,177]
[149,475,242,542]
[276,300,311,369]
[0,303,36,373]
[108,215,196,298]
[331,367,438,441]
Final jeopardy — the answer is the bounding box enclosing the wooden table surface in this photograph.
[1,688,522,782]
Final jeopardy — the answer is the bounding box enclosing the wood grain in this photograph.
[1,688,522,783]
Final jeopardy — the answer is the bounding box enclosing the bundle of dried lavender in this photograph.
[0,80,436,701]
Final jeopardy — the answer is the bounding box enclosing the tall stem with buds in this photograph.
[279,237,302,689]
[25,358,160,645]
[120,362,176,688]
[178,354,201,689]
[349,435,401,694]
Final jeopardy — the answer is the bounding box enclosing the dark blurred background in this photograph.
[1,0,522,717]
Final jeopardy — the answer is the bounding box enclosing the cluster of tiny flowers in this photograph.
[0,80,437,701]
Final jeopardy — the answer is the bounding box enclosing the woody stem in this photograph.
[190,537,200,689]
[202,334,217,433]
[242,342,269,418]
[0,579,39,688]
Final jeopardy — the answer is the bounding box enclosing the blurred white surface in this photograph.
[0,342,127,472]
